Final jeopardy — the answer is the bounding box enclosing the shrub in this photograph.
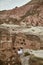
[24,52,30,56]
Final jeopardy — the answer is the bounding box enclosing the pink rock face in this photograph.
[14,33,41,50]
[0,0,43,26]
[23,4,43,26]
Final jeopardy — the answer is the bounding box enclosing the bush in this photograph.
[24,52,30,56]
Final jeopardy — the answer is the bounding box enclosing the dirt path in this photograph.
[20,55,30,65]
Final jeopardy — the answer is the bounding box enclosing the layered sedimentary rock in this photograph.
[0,0,43,26]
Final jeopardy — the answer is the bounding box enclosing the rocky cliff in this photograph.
[0,0,43,26]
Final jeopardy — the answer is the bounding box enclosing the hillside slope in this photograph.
[0,0,43,26]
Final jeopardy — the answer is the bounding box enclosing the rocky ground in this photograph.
[20,49,43,65]
[20,55,30,65]
[0,24,43,40]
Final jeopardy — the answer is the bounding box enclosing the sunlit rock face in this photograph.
[29,52,43,65]
[14,33,41,50]
[0,30,41,50]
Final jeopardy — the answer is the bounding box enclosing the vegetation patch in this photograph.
[24,52,30,56]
